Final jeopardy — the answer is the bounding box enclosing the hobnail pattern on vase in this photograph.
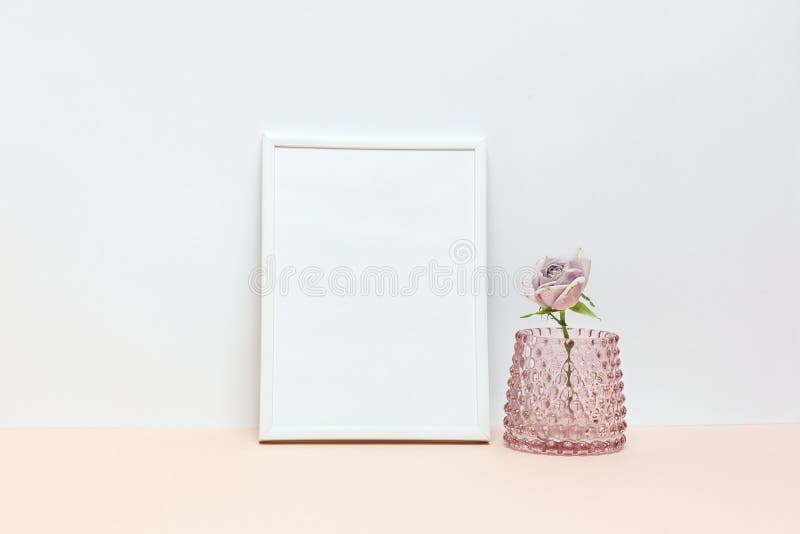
[503,327,627,456]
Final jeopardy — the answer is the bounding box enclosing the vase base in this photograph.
[503,431,626,456]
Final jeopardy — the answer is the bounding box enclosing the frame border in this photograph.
[259,133,489,442]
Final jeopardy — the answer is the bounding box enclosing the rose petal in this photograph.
[552,276,586,310]
[525,252,591,305]
[556,267,584,285]
[571,249,591,281]
[534,284,567,308]
[531,270,545,291]
[579,257,591,281]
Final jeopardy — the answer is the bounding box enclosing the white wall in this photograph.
[1,0,798,428]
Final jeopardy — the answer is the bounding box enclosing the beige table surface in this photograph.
[1,426,798,533]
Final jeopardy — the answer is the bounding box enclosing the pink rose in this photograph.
[525,250,591,311]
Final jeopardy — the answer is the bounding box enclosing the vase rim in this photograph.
[515,327,619,341]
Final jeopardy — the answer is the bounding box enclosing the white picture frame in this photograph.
[259,133,488,442]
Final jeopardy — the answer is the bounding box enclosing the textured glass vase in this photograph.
[503,327,627,455]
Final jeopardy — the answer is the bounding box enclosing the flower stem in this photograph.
[559,310,569,340]
[559,310,575,412]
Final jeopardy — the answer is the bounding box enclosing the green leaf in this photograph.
[570,300,600,319]
[580,293,596,307]
[520,308,553,319]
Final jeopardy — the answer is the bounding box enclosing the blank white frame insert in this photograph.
[260,133,488,442]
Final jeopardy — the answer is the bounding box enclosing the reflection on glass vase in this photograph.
[503,327,627,455]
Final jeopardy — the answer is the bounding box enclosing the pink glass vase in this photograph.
[503,327,627,455]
